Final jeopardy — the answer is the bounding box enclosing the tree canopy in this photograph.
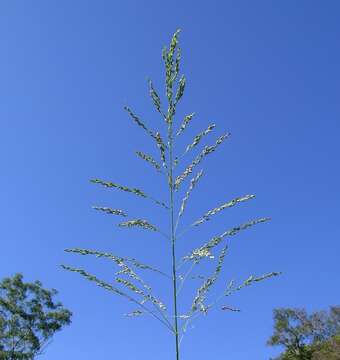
[0,273,72,360]
[268,307,340,360]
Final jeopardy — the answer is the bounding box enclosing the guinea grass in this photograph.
[62,30,280,360]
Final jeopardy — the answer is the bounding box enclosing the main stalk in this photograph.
[168,123,180,360]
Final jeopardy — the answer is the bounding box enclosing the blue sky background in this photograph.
[1,1,339,359]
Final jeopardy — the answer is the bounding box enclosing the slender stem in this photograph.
[179,288,237,341]
[176,225,192,240]
[157,228,171,240]
[177,262,195,296]
[179,312,198,345]
[150,301,174,331]
[168,122,180,360]
[174,212,181,236]
[126,291,174,332]
[140,305,174,333]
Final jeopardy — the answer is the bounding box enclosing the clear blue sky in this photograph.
[1,1,339,359]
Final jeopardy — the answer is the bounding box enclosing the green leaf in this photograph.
[193,194,256,226]
[0,273,72,358]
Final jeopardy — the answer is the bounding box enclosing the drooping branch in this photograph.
[90,178,168,209]
[61,265,173,332]
[64,248,170,279]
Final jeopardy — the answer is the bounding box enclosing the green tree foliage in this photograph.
[0,274,72,360]
[312,335,340,360]
[63,30,280,359]
[268,307,340,360]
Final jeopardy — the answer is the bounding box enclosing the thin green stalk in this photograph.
[168,122,180,360]
[177,262,196,296]
[137,299,174,333]
[149,300,174,332]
